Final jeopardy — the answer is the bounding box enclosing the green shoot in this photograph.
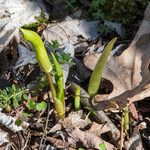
[124,106,129,131]
[74,85,81,111]
[99,143,106,150]
[88,37,117,97]
[20,28,65,118]
[51,52,65,118]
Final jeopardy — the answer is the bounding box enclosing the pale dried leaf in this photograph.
[15,44,37,69]
[0,0,44,53]
[0,130,9,145]
[43,17,99,45]
[62,110,91,129]
[68,127,114,150]
[88,122,111,135]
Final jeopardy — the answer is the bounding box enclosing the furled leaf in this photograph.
[88,37,117,97]
[19,28,52,73]
[51,52,64,102]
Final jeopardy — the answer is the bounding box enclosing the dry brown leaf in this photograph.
[84,4,150,110]
[46,136,68,149]
[68,127,114,150]
[129,103,139,120]
[43,17,99,45]
[88,122,111,135]
[61,110,91,129]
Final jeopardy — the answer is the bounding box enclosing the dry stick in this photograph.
[22,131,30,150]
[39,94,54,150]
[70,82,120,140]
[120,112,124,150]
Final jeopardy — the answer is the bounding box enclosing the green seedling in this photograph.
[74,85,81,111]
[23,11,48,31]
[124,106,129,131]
[88,37,117,97]
[20,28,65,118]
[36,101,47,112]
[50,40,60,53]
[51,52,65,118]
[0,84,29,110]
[99,143,106,150]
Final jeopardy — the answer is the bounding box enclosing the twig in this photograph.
[120,112,124,150]
[22,130,30,150]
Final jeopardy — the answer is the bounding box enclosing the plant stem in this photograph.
[46,73,56,99]
[46,73,65,118]
[74,85,81,111]
[124,106,129,131]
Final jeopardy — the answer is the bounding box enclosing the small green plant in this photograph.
[87,0,149,25]
[27,99,47,112]
[50,40,60,53]
[0,84,29,110]
[49,40,74,65]
[55,52,74,66]
[88,37,117,97]
[74,85,81,111]
[20,28,65,118]
[102,0,149,24]
[87,0,106,21]
[99,143,106,150]
[124,106,129,131]
[23,11,48,31]
[98,24,112,34]
[64,0,77,12]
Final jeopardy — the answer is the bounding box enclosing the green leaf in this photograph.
[23,93,28,100]
[51,52,64,103]
[15,119,23,126]
[88,37,117,97]
[99,143,106,150]
[27,99,36,110]
[36,101,47,111]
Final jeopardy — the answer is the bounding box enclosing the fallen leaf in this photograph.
[15,44,37,69]
[0,0,44,53]
[88,122,111,135]
[43,17,99,45]
[68,127,114,150]
[47,136,68,149]
[62,110,91,129]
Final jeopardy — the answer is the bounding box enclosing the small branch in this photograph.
[119,112,124,150]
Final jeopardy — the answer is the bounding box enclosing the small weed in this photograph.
[0,84,29,110]
[64,0,77,12]
[23,11,48,31]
